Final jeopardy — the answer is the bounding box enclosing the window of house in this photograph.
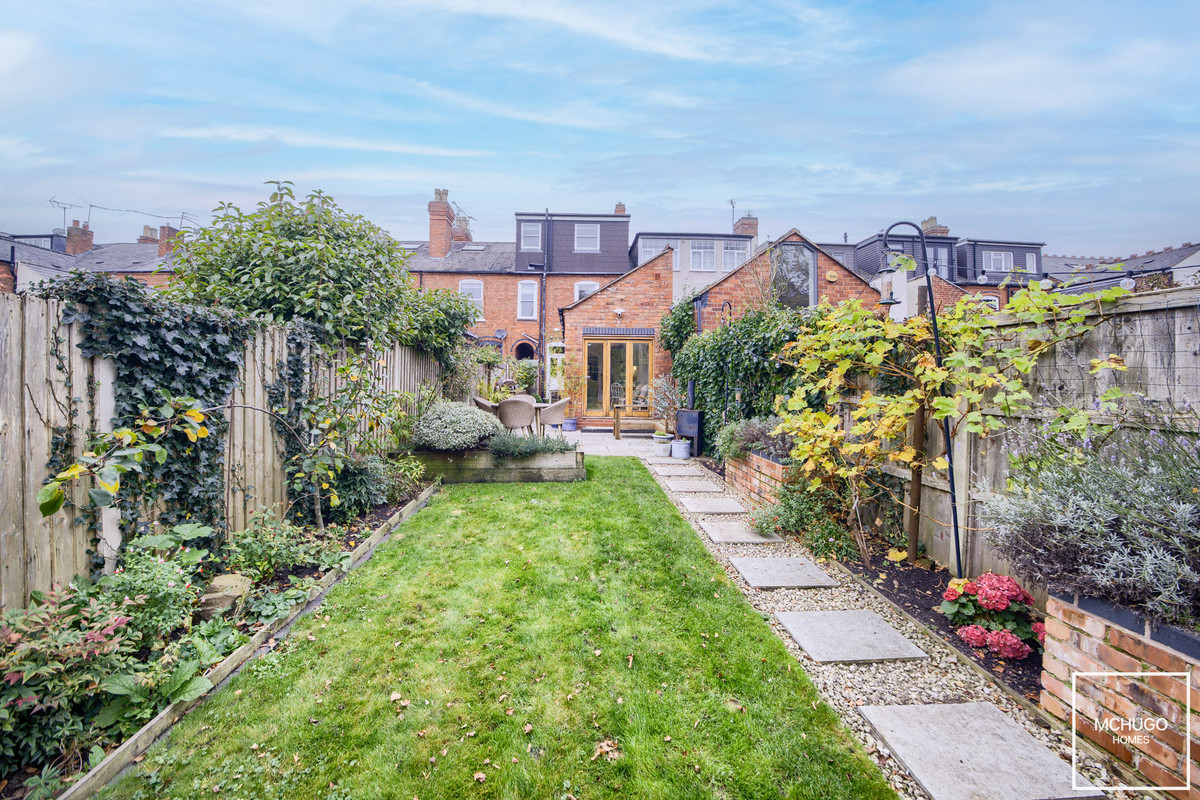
[1025,252,1037,272]
[771,243,816,308]
[458,279,484,317]
[520,223,541,252]
[574,281,599,302]
[925,246,950,278]
[978,294,1000,311]
[575,224,600,252]
[517,280,537,320]
[983,251,1014,271]
[690,240,716,272]
[640,239,676,270]
[723,241,748,271]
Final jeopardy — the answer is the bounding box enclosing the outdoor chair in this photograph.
[510,394,536,403]
[538,397,570,436]
[497,397,536,435]
[472,396,498,414]
[632,383,650,411]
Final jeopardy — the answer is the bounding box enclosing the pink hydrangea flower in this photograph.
[1032,622,1046,646]
[943,586,961,601]
[957,624,990,648]
[986,628,1032,660]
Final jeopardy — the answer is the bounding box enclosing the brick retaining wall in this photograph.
[724,451,787,506]
[1041,595,1199,797]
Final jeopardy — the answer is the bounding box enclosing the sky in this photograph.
[2,0,1197,258]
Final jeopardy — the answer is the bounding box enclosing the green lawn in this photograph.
[102,458,895,800]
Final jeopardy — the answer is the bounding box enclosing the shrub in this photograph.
[650,375,682,434]
[413,402,503,451]
[102,545,201,646]
[329,453,389,522]
[940,573,1039,659]
[0,588,138,773]
[715,416,791,462]
[487,432,577,459]
[383,454,426,505]
[750,478,858,560]
[984,415,1200,626]
[223,509,318,583]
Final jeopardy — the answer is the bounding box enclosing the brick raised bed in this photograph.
[1041,593,1199,796]
[724,451,787,506]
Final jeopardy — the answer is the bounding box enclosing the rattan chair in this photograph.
[472,396,498,414]
[537,397,570,436]
[497,397,536,435]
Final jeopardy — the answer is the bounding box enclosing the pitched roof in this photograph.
[559,246,674,313]
[401,240,517,274]
[76,242,170,273]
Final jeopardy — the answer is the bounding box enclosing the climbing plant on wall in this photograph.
[38,272,252,538]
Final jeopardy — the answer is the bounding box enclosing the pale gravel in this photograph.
[643,458,1132,800]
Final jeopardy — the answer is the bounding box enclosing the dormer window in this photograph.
[575,224,600,253]
[521,223,541,252]
[690,240,716,271]
[983,251,1014,271]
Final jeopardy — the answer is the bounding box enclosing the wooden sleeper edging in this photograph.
[57,481,441,800]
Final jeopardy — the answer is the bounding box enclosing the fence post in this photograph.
[93,357,121,574]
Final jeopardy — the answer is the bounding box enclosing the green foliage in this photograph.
[671,307,819,453]
[412,401,503,451]
[102,545,201,646]
[0,588,138,773]
[249,587,309,626]
[487,432,577,459]
[180,618,249,667]
[223,509,318,583]
[328,453,389,522]
[714,416,790,462]
[658,293,699,357]
[750,480,858,561]
[99,656,213,735]
[985,411,1200,625]
[514,359,540,393]
[382,454,426,505]
[37,273,251,538]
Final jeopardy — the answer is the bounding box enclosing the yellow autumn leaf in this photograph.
[56,463,88,481]
[98,475,120,494]
[885,548,907,562]
[184,428,198,443]
[931,456,948,470]
[197,426,209,438]
[184,408,206,423]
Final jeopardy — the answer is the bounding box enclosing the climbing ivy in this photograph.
[659,292,700,358]
[38,272,253,539]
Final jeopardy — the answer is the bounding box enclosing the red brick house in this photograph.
[1,221,177,292]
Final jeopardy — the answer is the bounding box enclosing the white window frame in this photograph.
[1025,252,1037,272]
[723,240,748,271]
[574,281,599,302]
[517,279,538,320]
[574,223,600,253]
[458,279,484,318]
[520,223,541,252]
[690,240,716,272]
[978,294,1001,311]
[925,245,950,278]
[983,250,1014,271]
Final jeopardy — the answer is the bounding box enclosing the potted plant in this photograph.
[652,430,673,457]
[560,359,585,431]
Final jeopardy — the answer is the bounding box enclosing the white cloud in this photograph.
[158,126,492,157]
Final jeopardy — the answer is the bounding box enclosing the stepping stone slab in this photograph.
[700,520,781,543]
[775,610,928,663]
[729,557,837,589]
[859,703,1104,800]
[653,465,706,477]
[664,479,723,493]
[679,496,747,514]
[644,457,677,464]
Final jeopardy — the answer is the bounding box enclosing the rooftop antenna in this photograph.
[728,199,736,230]
[48,197,83,229]
[451,201,475,226]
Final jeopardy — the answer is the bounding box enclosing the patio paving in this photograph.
[775,610,928,663]
[700,520,781,543]
[664,479,723,493]
[653,464,708,477]
[729,557,838,589]
[859,703,1104,800]
[679,495,747,514]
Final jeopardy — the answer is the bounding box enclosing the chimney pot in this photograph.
[65,219,95,255]
[920,215,950,237]
[734,214,759,241]
[138,224,159,245]
[614,202,626,215]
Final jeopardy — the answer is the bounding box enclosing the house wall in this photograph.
[0,261,14,294]
[725,452,788,507]
[559,249,675,421]
[108,271,173,289]
[632,235,753,301]
[956,241,1043,282]
[697,234,881,330]
[855,234,958,279]
[514,215,631,274]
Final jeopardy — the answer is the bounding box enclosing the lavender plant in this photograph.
[984,404,1200,626]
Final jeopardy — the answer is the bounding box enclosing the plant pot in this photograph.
[562,418,578,432]
[671,439,691,459]
[653,440,672,457]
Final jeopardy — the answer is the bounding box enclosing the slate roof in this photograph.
[76,242,170,273]
[1049,242,1200,292]
[0,234,77,274]
[401,241,517,274]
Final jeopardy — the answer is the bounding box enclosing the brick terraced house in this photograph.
[1,221,178,292]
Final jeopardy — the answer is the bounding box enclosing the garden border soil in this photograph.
[57,481,440,800]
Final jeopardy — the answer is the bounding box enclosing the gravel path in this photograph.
[644,461,1132,800]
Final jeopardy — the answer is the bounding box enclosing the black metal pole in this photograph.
[882,221,964,579]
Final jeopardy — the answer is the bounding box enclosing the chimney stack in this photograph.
[65,220,94,255]
[734,214,758,240]
[614,202,626,215]
[158,225,180,257]
[920,216,950,237]
[137,225,159,244]
[428,189,454,258]
[451,216,473,242]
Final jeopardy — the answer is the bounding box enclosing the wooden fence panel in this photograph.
[0,293,26,608]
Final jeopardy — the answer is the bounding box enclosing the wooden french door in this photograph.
[584,339,652,417]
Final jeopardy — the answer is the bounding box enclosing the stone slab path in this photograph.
[860,703,1104,800]
[700,520,782,543]
[679,495,747,514]
[653,465,707,477]
[776,610,929,663]
[664,479,724,493]
[729,557,839,589]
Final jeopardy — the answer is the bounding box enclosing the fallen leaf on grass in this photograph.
[591,738,622,761]
[474,772,486,783]
[505,707,514,716]
[524,722,533,734]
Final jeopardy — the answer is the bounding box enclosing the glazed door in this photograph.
[582,340,653,417]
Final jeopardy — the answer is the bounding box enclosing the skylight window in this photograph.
[461,244,486,251]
